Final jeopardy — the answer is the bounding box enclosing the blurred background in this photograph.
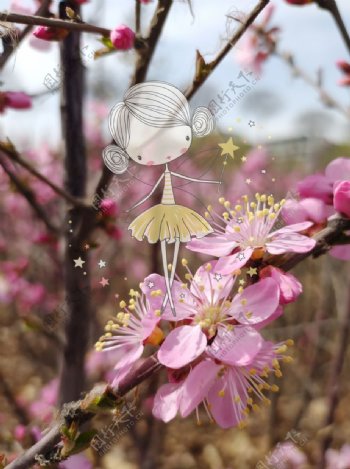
[1,0,350,468]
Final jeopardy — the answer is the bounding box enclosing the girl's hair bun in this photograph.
[191,106,214,137]
[102,145,129,174]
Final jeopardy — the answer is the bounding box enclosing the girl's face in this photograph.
[126,115,192,166]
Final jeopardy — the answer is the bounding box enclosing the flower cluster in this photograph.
[96,188,327,429]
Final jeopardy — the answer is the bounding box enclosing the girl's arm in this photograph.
[171,171,221,184]
[126,173,165,212]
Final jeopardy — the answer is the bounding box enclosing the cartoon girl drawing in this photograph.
[103,81,220,315]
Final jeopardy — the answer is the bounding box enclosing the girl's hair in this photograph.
[102,81,214,174]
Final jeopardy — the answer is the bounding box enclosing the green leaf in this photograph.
[100,36,114,49]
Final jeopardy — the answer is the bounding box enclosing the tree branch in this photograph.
[58,0,90,405]
[315,0,350,56]
[0,0,51,70]
[0,11,110,36]
[185,0,270,100]
[0,153,59,234]
[131,0,173,85]
[0,141,87,208]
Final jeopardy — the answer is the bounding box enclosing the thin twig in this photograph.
[275,49,350,118]
[0,153,59,234]
[0,141,87,208]
[0,0,51,70]
[185,0,270,99]
[0,12,110,36]
[135,0,141,34]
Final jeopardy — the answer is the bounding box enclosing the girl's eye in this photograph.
[185,136,190,141]
[137,155,142,160]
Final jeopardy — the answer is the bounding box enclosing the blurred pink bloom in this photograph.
[235,4,278,74]
[260,266,302,305]
[0,92,32,113]
[106,225,123,240]
[100,199,119,217]
[153,339,288,428]
[326,444,350,469]
[33,25,68,41]
[29,378,58,423]
[330,245,350,261]
[298,157,350,203]
[187,195,315,274]
[268,441,307,468]
[282,197,328,225]
[110,25,135,50]
[333,180,350,218]
[95,291,161,386]
[336,60,350,86]
[14,424,26,441]
[59,454,92,469]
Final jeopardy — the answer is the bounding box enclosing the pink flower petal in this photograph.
[230,278,280,324]
[260,266,302,305]
[215,247,253,274]
[179,360,219,417]
[330,245,350,260]
[187,234,237,257]
[157,325,207,369]
[325,157,350,183]
[271,221,313,236]
[190,260,235,304]
[113,344,143,370]
[152,382,183,422]
[208,326,263,366]
[266,233,315,255]
[207,371,247,428]
[254,305,283,330]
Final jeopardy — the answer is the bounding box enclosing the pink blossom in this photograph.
[260,266,302,305]
[282,197,328,225]
[95,290,161,386]
[110,25,135,50]
[187,194,315,275]
[326,444,350,469]
[33,25,69,42]
[330,245,350,260]
[336,60,350,86]
[100,199,119,217]
[14,424,26,441]
[0,92,32,113]
[268,441,307,468]
[143,261,280,369]
[153,338,291,428]
[59,454,92,469]
[333,180,350,218]
[29,379,58,423]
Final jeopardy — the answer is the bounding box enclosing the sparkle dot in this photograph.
[124,277,128,281]
[69,229,73,233]
[272,178,276,182]
[83,272,87,275]
[68,220,72,224]
[228,126,233,131]
[268,135,272,140]
[69,244,72,247]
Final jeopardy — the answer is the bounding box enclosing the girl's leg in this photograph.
[161,239,180,311]
[161,240,176,317]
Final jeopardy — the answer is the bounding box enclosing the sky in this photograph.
[1,0,350,150]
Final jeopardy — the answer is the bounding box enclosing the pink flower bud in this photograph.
[110,25,135,50]
[14,424,26,441]
[333,180,350,217]
[100,199,119,217]
[260,266,302,304]
[0,92,32,113]
[285,0,312,4]
[33,25,69,42]
[336,60,350,74]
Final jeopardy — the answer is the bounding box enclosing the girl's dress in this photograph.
[128,169,213,244]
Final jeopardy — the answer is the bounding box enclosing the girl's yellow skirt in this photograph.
[128,204,213,244]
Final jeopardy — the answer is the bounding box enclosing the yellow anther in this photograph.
[223,212,229,220]
[155,309,161,316]
[272,359,280,369]
[273,203,280,212]
[104,324,112,332]
[280,198,286,206]
[283,356,294,363]
[260,194,266,202]
[218,390,225,397]
[270,384,279,392]
[250,202,256,209]
[117,312,125,321]
[119,300,126,309]
[219,197,225,204]
[205,211,210,218]
[235,204,242,211]
[255,193,261,201]
[238,420,247,429]
[249,368,257,375]
[268,195,274,206]
[207,204,212,212]
[128,304,135,310]
[268,213,276,220]
[205,263,212,271]
[224,201,231,209]
[234,226,241,232]
[238,286,244,294]
[275,369,283,378]
[286,339,294,347]
[181,283,188,289]
[247,398,253,406]
[129,298,135,305]
[276,345,288,354]
[252,404,260,412]
[234,396,241,403]
[242,195,248,202]
[185,273,192,280]
[168,263,172,271]
[181,258,188,266]
[240,298,247,306]
[104,332,112,338]
[263,398,271,406]
[230,210,236,217]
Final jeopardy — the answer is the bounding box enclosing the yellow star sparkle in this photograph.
[245,178,251,184]
[218,137,240,159]
[239,279,246,286]
[247,267,258,277]
[241,156,247,162]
